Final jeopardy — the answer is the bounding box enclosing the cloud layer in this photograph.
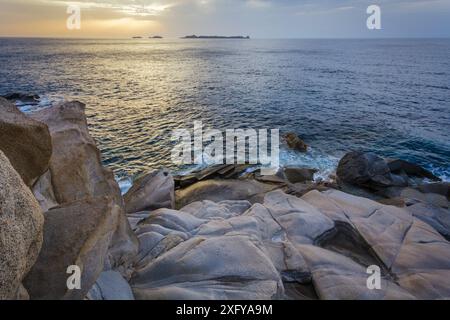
[0,0,449,37]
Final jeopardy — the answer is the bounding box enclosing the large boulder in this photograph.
[31,101,121,205]
[0,151,44,299]
[23,197,121,300]
[0,97,52,186]
[124,169,175,214]
[31,101,138,283]
[336,152,400,190]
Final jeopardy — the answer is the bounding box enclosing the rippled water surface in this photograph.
[0,38,449,181]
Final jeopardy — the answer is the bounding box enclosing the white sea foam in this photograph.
[116,176,133,195]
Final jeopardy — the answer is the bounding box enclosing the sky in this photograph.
[0,0,449,38]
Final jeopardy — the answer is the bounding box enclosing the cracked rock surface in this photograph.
[128,189,450,300]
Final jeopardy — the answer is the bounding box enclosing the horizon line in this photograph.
[1,36,450,40]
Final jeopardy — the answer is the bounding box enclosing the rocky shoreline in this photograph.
[1,97,449,300]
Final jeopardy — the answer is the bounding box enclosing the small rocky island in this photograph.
[0,95,449,300]
[182,35,250,39]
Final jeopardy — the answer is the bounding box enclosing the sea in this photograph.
[0,38,449,191]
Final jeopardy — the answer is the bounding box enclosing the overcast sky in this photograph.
[0,0,449,38]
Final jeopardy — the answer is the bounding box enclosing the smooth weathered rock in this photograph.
[0,97,52,186]
[127,211,153,230]
[302,189,450,299]
[176,179,276,208]
[0,151,44,300]
[32,170,58,212]
[86,271,134,300]
[336,152,399,190]
[31,101,138,276]
[283,167,317,183]
[132,235,283,300]
[416,182,450,199]
[399,188,448,208]
[391,218,450,299]
[406,202,450,241]
[297,244,415,300]
[31,101,122,205]
[180,200,252,220]
[284,132,308,152]
[124,169,175,214]
[24,197,121,300]
[106,213,139,279]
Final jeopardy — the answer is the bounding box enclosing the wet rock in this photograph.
[387,159,441,182]
[0,151,44,299]
[336,152,400,190]
[376,197,406,207]
[1,93,40,104]
[24,197,121,300]
[283,167,317,183]
[284,132,308,152]
[173,164,253,189]
[0,97,52,186]
[124,169,175,214]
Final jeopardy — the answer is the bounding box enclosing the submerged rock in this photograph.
[0,97,52,186]
[284,132,308,152]
[0,151,44,300]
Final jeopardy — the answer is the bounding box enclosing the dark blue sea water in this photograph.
[0,38,449,185]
